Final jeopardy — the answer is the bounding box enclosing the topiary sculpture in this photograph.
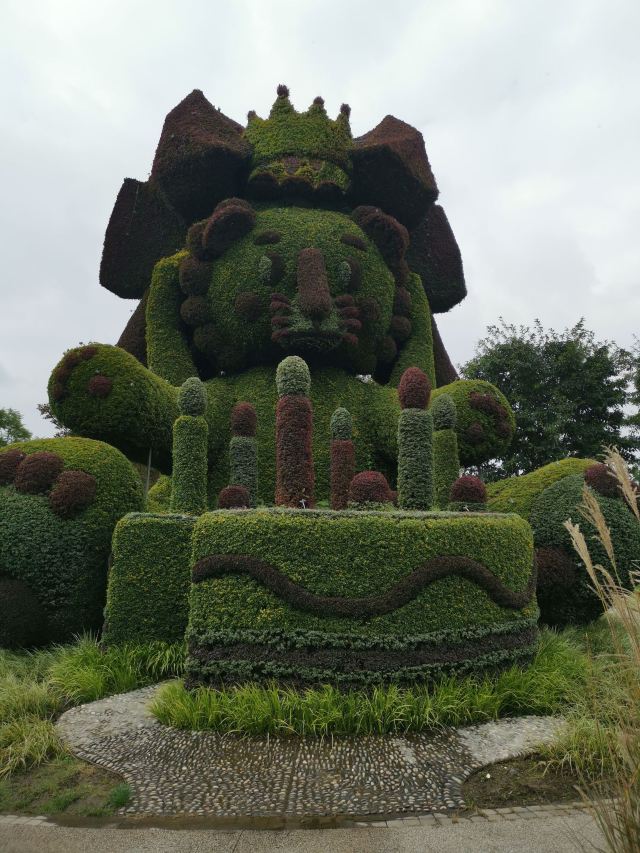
[431,393,460,508]
[228,402,258,506]
[46,86,514,507]
[330,407,355,510]
[347,470,395,509]
[170,377,208,514]
[449,475,488,512]
[275,356,314,507]
[397,367,434,509]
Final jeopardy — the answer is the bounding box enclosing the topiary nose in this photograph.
[296,248,332,321]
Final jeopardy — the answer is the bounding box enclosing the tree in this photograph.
[0,408,31,447]
[461,319,637,479]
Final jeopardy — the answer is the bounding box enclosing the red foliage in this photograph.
[179,256,212,296]
[202,200,256,259]
[0,449,26,486]
[398,367,431,410]
[377,336,397,363]
[466,422,485,444]
[348,470,393,505]
[393,287,412,316]
[234,292,263,321]
[330,439,355,510]
[469,392,506,419]
[275,395,315,508]
[390,315,412,342]
[450,475,487,504]
[253,230,281,245]
[14,452,64,495]
[296,248,332,321]
[180,296,210,327]
[351,206,409,267]
[357,297,381,323]
[49,470,97,519]
[231,402,257,437]
[87,375,113,398]
[218,485,251,509]
[584,463,620,499]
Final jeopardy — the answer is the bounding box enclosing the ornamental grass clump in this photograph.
[170,377,208,514]
[229,402,258,506]
[275,356,314,508]
[557,448,640,853]
[431,393,460,509]
[330,407,355,510]
[397,367,433,510]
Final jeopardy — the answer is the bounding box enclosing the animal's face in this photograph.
[178,203,414,377]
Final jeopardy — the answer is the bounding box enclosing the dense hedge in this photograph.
[529,474,640,626]
[486,458,597,519]
[330,407,354,510]
[170,415,208,515]
[433,429,460,509]
[431,380,515,468]
[186,508,538,686]
[275,357,314,507]
[0,438,143,644]
[103,513,196,645]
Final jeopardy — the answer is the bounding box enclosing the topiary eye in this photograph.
[337,261,351,289]
[258,252,284,286]
[337,257,361,291]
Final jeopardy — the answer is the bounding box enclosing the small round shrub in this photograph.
[393,287,412,316]
[276,356,311,397]
[535,546,576,590]
[14,451,64,494]
[0,577,46,648]
[179,256,211,296]
[0,449,26,485]
[231,402,257,437]
[180,296,210,327]
[348,471,393,506]
[450,475,487,504]
[178,377,207,416]
[234,292,263,320]
[584,463,619,499]
[330,407,353,440]
[218,485,251,509]
[389,315,412,342]
[430,394,456,430]
[87,375,113,398]
[398,367,431,410]
[48,470,97,519]
[377,336,397,363]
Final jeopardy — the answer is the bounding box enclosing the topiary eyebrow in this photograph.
[341,233,367,251]
[253,230,282,245]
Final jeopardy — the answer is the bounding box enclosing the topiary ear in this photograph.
[192,198,256,259]
[351,206,409,283]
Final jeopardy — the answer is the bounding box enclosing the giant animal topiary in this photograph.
[47,86,514,506]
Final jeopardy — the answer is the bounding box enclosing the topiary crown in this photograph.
[244,86,353,201]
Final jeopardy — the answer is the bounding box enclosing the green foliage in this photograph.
[146,473,171,511]
[433,429,460,509]
[178,377,207,416]
[170,415,208,514]
[103,513,196,645]
[530,475,640,625]
[153,629,586,736]
[486,458,597,519]
[388,272,436,387]
[276,356,311,397]
[187,508,537,685]
[397,408,434,510]
[0,409,31,448]
[462,319,638,477]
[330,407,352,440]
[431,379,515,469]
[430,393,456,429]
[229,436,258,506]
[0,438,142,643]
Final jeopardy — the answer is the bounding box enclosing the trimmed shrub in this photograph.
[584,463,619,499]
[48,470,97,519]
[0,449,25,485]
[431,380,515,468]
[229,402,258,507]
[170,417,208,515]
[486,458,596,519]
[433,428,460,510]
[450,475,487,504]
[535,546,576,590]
[397,367,433,510]
[186,509,538,687]
[330,408,354,511]
[103,513,195,645]
[178,376,207,417]
[430,394,456,430]
[218,485,251,509]
[14,452,64,495]
[0,437,143,643]
[529,474,640,626]
[348,471,393,508]
[275,357,314,508]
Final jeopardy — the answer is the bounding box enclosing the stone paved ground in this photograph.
[55,685,566,819]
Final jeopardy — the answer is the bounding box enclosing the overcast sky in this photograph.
[1,0,639,436]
